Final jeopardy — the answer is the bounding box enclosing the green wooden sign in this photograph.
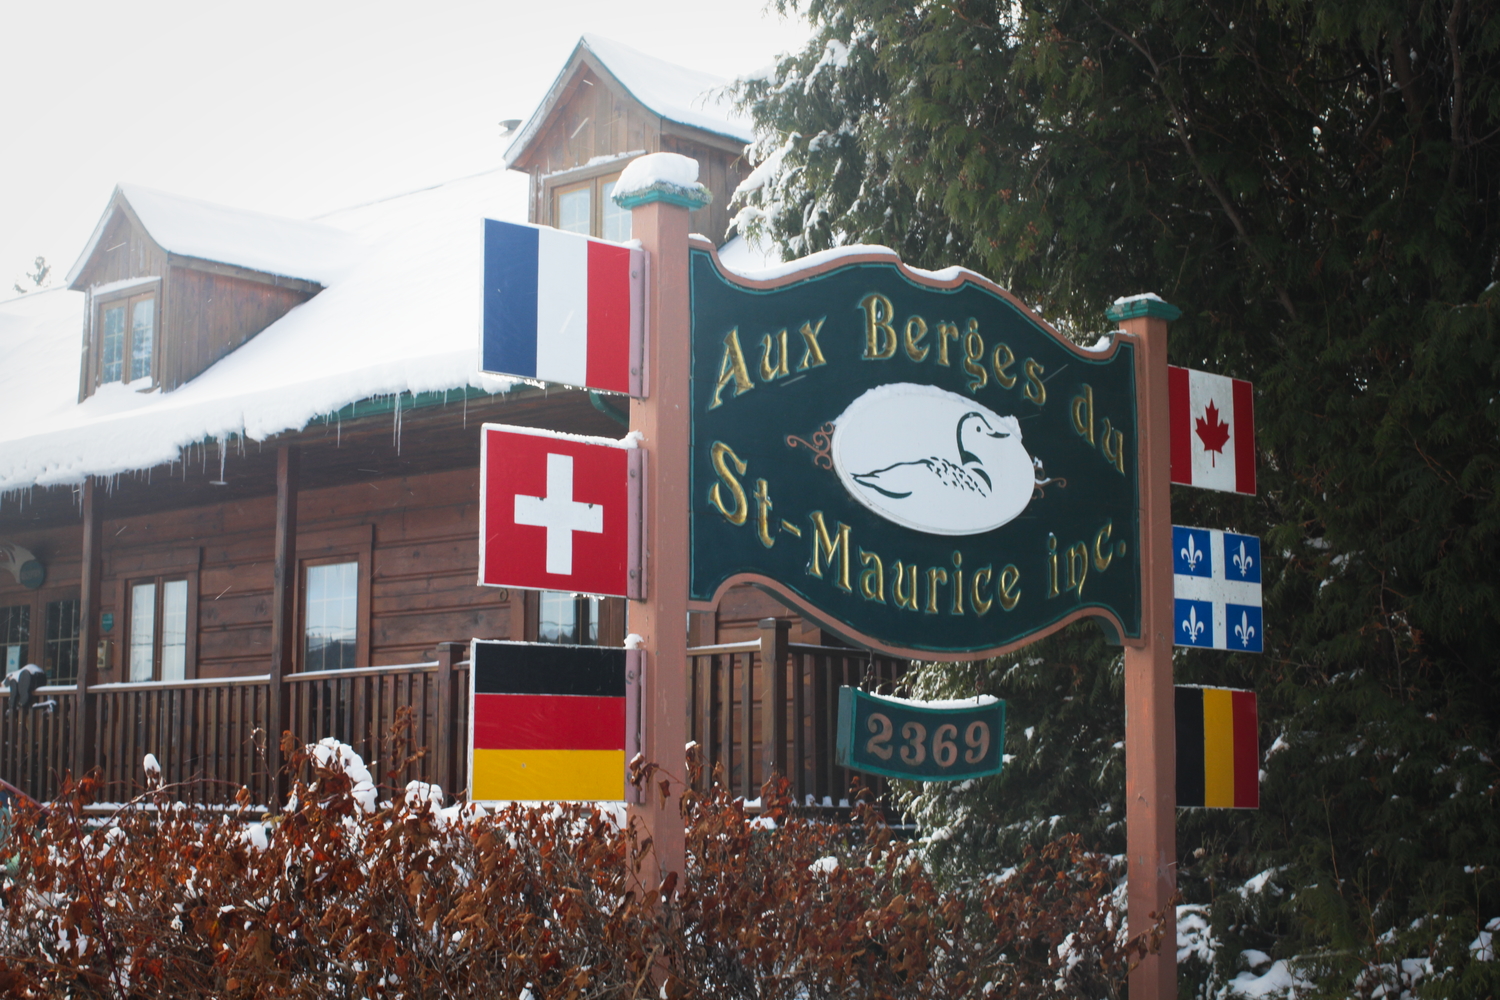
[835,686,1006,781]
[688,245,1141,657]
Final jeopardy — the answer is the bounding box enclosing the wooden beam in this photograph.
[72,477,103,778]
[759,618,790,786]
[267,444,299,805]
[435,641,464,801]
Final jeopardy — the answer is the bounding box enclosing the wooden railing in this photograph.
[687,619,909,808]
[2,630,904,810]
[0,643,470,808]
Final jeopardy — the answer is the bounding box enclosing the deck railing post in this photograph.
[757,618,790,789]
[268,444,300,807]
[435,641,463,801]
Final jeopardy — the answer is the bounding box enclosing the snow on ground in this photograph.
[0,166,529,496]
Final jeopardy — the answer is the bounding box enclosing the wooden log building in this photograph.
[0,36,902,810]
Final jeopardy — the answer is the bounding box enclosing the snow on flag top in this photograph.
[1173,526,1263,653]
[478,424,642,599]
[482,219,645,396]
[1169,365,1256,495]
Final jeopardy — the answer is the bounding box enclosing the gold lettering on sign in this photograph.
[708,442,748,525]
[780,519,803,537]
[936,322,960,366]
[1093,520,1114,572]
[998,564,1022,611]
[709,329,755,409]
[970,566,994,616]
[1071,384,1095,444]
[991,343,1018,389]
[759,329,790,381]
[1023,358,1047,406]
[754,478,775,548]
[1100,418,1126,475]
[1047,534,1060,598]
[963,321,987,394]
[859,294,898,359]
[950,551,965,614]
[924,567,948,614]
[797,318,828,370]
[903,316,929,362]
[892,560,919,610]
[808,512,853,592]
[859,549,886,603]
[1066,541,1089,597]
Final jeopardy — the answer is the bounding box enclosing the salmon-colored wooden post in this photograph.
[1112,297,1181,999]
[620,160,710,889]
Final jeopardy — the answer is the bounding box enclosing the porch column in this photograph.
[72,477,103,776]
[268,444,299,805]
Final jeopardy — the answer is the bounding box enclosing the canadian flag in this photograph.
[479,424,642,598]
[1169,366,1256,495]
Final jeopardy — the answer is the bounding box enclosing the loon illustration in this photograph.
[829,383,1038,536]
[851,411,1014,500]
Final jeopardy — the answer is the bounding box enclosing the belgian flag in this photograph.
[1175,685,1259,809]
[469,641,626,801]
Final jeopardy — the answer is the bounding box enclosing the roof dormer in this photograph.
[504,35,753,246]
[67,185,361,401]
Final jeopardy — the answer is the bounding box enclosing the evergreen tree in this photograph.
[735,1,1500,994]
[11,255,51,295]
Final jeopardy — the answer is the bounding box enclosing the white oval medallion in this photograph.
[830,383,1034,536]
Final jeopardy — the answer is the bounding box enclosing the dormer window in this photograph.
[550,172,632,241]
[99,290,156,385]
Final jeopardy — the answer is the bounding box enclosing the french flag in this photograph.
[1169,365,1256,495]
[482,219,644,396]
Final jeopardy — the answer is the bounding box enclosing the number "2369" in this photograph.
[864,713,990,768]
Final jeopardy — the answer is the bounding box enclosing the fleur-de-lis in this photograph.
[1180,605,1206,642]
[1180,533,1204,571]
[1232,540,1254,578]
[1234,612,1256,647]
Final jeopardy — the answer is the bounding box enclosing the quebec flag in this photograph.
[482,219,645,396]
[1172,526,1263,653]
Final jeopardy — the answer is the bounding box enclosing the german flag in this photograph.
[1175,686,1259,809]
[469,642,625,801]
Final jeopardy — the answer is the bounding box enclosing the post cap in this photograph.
[612,152,713,211]
[1105,294,1182,322]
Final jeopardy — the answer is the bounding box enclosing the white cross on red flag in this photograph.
[479,424,642,598]
[1169,365,1256,495]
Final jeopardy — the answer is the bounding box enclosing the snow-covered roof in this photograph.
[67,184,367,288]
[505,34,751,167]
[0,168,531,496]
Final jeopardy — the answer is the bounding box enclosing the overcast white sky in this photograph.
[0,0,810,292]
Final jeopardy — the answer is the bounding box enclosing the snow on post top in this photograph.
[612,153,712,211]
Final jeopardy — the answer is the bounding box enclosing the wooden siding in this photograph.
[519,62,752,246]
[0,467,516,680]
[162,267,311,391]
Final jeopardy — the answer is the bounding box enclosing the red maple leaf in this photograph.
[1194,400,1231,465]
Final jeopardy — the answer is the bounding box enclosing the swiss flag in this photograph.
[1169,366,1256,495]
[479,424,640,598]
